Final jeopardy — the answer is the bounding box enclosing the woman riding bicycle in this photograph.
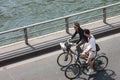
[71,22,88,53]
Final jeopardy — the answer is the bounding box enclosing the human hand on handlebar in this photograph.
[67,38,77,46]
[69,42,77,46]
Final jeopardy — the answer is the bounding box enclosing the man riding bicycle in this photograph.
[81,29,96,75]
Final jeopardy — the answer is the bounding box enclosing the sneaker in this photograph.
[87,69,94,75]
[86,60,88,64]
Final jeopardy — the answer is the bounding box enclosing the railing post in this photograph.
[23,28,29,45]
[65,18,71,35]
[103,8,107,24]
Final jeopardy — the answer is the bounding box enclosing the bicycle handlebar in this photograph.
[67,38,77,46]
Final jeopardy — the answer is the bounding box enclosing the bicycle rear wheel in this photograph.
[65,64,81,79]
[93,56,108,72]
[57,52,73,67]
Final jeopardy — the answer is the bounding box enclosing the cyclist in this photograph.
[81,29,96,75]
[71,22,88,53]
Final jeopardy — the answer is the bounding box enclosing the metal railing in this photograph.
[0,2,120,46]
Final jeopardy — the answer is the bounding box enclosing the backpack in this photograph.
[96,43,100,51]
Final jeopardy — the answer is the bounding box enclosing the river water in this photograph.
[0,0,120,45]
[0,0,119,31]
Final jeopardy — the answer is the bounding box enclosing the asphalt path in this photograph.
[0,33,120,80]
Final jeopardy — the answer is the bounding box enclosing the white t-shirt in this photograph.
[87,35,96,51]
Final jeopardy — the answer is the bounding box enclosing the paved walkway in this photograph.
[0,15,120,61]
[0,33,120,80]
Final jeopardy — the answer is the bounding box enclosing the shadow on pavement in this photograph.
[87,69,116,80]
[60,66,66,71]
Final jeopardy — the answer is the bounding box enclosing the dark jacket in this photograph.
[71,27,88,44]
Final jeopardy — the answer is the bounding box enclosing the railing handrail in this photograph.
[0,2,120,35]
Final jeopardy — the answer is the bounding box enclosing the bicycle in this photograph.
[57,39,85,67]
[64,51,108,79]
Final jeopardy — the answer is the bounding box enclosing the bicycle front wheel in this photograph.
[57,52,73,67]
[65,64,81,79]
[93,56,108,72]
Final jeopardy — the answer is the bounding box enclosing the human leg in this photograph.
[87,52,95,75]
[76,39,86,53]
[81,51,88,59]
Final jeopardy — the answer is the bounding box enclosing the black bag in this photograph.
[96,43,100,51]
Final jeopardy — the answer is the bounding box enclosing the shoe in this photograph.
[87,69,94,75]
[86,60,88,64]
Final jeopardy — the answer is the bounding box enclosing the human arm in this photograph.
[85,38,95,53]
[71,31,77,39]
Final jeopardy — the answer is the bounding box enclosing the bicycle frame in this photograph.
[59,39,86,65]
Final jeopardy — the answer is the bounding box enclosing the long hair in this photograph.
[74,22,80,28]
